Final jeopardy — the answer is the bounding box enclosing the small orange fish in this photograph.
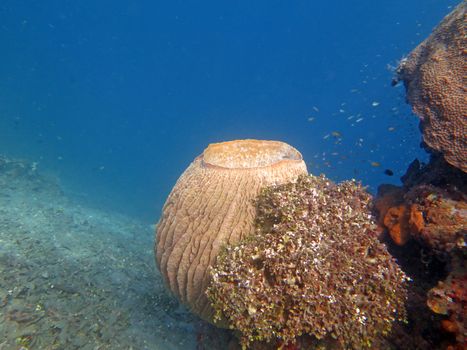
[370,161,381,167]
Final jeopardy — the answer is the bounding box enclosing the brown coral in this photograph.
[155,139,307,322]
[396,2,467,172]
[208,175,408,349]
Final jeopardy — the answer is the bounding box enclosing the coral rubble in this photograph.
[208,174,407,349]
[0,155,206,349]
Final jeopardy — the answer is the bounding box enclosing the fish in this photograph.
[384,169,394,176]
[331,131,342,138]
[370,161,381,167]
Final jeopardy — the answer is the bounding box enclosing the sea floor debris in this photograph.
[0,155,230,350]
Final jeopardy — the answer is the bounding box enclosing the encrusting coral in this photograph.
[155,139,307,322]
[207,174,408,349]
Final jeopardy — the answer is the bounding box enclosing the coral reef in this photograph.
[388,7,467,343]
[375,155,466,255]
[381,5,467,346]
[374,155,466,349]
[155,139,307,322]
[207,174,408,349]
[376,174,466,252]
[395,2,467,172]
[405,185,466,252]
[427,252,466,346]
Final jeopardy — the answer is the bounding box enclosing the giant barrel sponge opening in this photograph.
[155,139,308,322]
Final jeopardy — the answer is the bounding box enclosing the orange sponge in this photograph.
[383,205,411,246]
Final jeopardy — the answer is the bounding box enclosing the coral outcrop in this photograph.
[155,140,307,322]
[374,155,466,349]
[375,165,466,252]
[385,5,467,344]
[208,174,408,349]
[405,185,466,252]
[395,1,467,172]
[427,252,466,346]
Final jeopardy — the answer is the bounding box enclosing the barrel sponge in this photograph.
[155,139,307,322]
[396,2,466,172]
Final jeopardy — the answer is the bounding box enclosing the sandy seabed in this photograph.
[0,155,230,350]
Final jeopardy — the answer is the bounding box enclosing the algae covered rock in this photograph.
[207,174,408,349]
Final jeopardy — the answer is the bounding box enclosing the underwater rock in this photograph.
[396,2,467,172]
[208,174,408,349]
[155,139,307,322]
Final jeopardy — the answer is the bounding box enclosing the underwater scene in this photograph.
[0,1,465,349]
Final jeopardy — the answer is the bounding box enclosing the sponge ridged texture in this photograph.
[155,139,307,321]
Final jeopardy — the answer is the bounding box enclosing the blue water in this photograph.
[0,1,458,222]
